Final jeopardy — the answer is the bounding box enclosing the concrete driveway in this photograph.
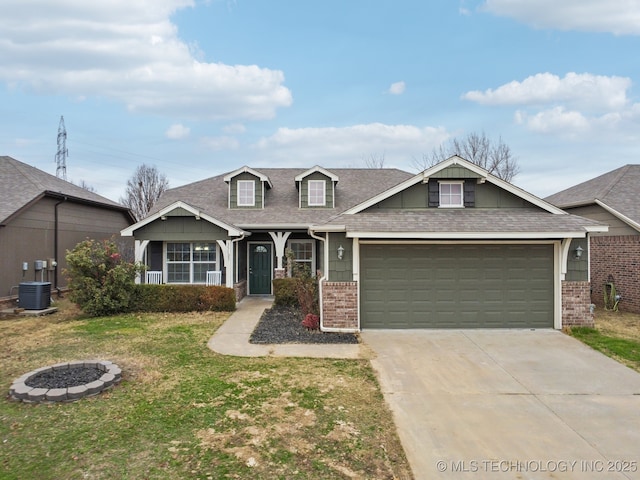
[361,329,640,479]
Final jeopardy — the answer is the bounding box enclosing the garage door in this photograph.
[360,244,554,328]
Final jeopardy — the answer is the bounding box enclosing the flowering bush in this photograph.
[302,313,320,330]
[65,238,143,317]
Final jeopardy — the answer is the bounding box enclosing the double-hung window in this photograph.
[237,180,255,206]
[166,242,217,283]
[439,181,464,208]
[288,240,314,275]
[308,180,326,206]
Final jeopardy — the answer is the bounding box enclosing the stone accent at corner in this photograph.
[9,360,122,404]
[562,281,594,327]
[234,280,247,302]
[321,281,358,331]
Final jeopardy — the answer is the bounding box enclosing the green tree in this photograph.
[65,238,143,316]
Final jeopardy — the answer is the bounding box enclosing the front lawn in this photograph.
[569,309,640,373]
[0,300,412,479]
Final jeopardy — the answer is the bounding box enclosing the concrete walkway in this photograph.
[207,296,363,359]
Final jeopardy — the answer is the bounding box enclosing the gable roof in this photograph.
[223,166,273,188]
[545,164,640,229]
[344,156,566,215]
[294,166,339,183]
[312,156,605,238]
[0,155,133,225]
[146,168,413,229]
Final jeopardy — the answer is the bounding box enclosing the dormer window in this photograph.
[439,181,464,208]
[308,180,326,206]
[237,180,255,206]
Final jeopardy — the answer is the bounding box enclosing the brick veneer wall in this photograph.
[562,281,594,327]
[321,281,358,331]
[234,280,247,302]
[590,235,640,313]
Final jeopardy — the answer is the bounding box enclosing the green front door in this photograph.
[249,243,272,294]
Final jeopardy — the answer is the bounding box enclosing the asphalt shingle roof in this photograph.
[317,209,605,235]
[1,155,129,224]
[152,168,415,227]
[149,166,603,236]
[545,164,640,226]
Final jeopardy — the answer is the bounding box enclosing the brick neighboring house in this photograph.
[546,164,640,313]
[122,156,606,330]
[0,156,136,302]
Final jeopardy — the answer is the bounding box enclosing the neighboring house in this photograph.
[122,156,606,330]
[0,156,136,301]
[545,164,640,313]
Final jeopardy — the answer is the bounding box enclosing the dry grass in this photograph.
[594,309,640,342]
[1,299,412,480]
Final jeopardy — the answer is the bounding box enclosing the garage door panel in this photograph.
[361,244,554,329]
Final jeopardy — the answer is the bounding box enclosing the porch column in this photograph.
[216,240,235,288]
[268,231,291,277]
[134,240,149,284]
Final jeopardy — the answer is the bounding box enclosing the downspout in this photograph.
[54,196,68,296]
[308,228,327,331]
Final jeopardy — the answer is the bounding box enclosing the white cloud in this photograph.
[165,123,191,140]
[515,107,590,136]
[481,0,640,35]
[388,81,406,95]
[463,72,631,111]
[223,123,247,134]
[0,0,292,120]
[254,123,450,166]
[201,136,240,151]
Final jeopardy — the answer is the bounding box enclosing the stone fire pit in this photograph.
[9,360,122,403]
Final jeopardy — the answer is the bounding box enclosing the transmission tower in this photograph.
[55,115,68,181]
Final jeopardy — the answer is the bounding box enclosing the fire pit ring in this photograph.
[9,360,122,403]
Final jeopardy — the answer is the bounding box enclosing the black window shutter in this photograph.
[464,181,475,207]
[428,179,439,207]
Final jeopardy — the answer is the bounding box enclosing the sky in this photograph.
[1,0,639,203]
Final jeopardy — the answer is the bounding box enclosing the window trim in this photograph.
[438,181,464,208]
[164,242,218,284]
[287,239,315,276]
[237,180,255,207]
[307,180,326,207]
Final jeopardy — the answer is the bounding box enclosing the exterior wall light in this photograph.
[337,244,345,260]
[575,245,583,259]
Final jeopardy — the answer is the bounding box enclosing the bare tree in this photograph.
[413,131,520,182]
[363,153,386,169]
[120,164,169,221]
[77,180,96,192]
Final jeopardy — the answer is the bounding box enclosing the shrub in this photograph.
[65,238,143,317]
[273,278,298,307]
[132,285,236,312]
[302,313,320,330]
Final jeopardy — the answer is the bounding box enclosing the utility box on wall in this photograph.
[18,282,51,310]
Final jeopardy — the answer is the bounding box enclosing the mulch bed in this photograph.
[249,305,359,344]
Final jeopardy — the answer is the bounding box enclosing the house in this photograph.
[121,156,606,330]
[545,164,640,313]
[0,156,136,302]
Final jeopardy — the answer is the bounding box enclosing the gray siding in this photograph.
[566,238,589,282]
[133,217,230,241]
[0,197,132,297]
[229,172,264,209]
[328,232,352,281]
[370,179,538,210]
[299,172,335,208]
[566,205,638,236]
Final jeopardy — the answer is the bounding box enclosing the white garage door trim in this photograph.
[353,239,562,329]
